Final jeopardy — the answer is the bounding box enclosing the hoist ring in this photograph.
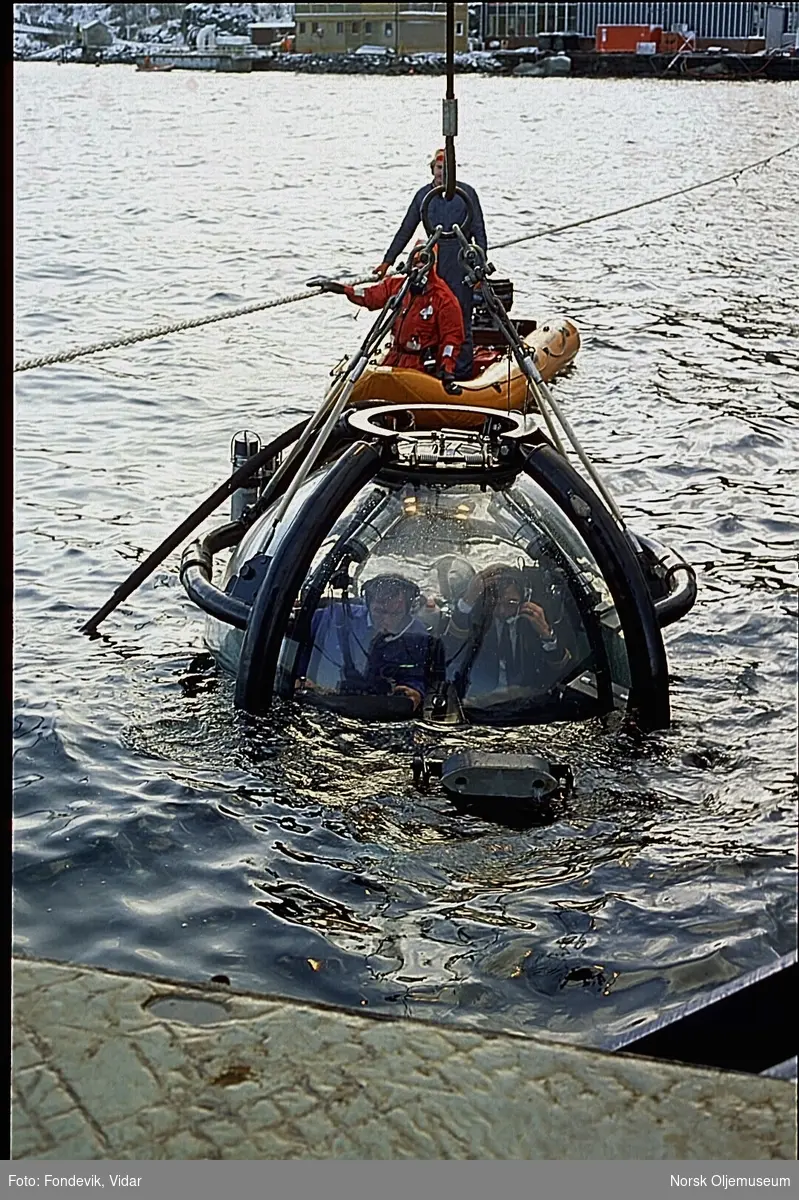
[420,185,474,240]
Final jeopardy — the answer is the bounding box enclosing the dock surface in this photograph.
[12,956,796,1160]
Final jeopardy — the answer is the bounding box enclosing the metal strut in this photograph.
[260,228,444,544]
[451,226,630,531]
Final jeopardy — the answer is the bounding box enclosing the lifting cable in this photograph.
[443,0,457,200]
[13,140,798,376]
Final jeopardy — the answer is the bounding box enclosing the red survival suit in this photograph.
[344,268,465,376]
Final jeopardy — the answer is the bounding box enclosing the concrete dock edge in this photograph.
[11,956,796,1160]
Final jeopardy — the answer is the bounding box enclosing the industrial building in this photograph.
[477,2,799,45]
[294,2,468,55]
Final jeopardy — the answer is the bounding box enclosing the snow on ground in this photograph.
[13,4,498,70]
[14,2,292,30]
[15,4,115,30]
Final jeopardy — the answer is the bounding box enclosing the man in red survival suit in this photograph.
[315,245,465,386]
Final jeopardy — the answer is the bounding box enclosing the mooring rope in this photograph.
[14,141,798,374]
[490,140,799,251]
[13,275,377,374]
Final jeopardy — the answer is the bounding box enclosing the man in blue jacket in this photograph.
[373,149,488,381]
[298,575,441,713]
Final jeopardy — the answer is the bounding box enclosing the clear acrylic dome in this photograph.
[263,470,632,725]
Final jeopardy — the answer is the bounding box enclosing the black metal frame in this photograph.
[522,443,671,730]
[199,404,674,728]
[235,440,387,714]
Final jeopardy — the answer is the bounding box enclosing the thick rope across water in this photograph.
[14,141,798,374]
[14,276,377,374]
[490,140,799,251]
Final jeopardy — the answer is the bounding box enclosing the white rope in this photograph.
[14,274,377,373]
[490,140,799,252]
[14,140,797,374]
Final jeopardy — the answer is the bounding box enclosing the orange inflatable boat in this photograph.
[348,316,580,429]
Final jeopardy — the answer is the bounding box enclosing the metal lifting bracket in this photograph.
[442,97,458,137]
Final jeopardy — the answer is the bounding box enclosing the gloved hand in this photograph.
[313,278,346,294]
[438,366,462,395]
[373,262,390,278]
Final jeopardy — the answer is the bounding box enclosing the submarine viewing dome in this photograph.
[194,404,696,732]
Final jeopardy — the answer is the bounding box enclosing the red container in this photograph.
[595,24,662,53]
[661,30,695,53]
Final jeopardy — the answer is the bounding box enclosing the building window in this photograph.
[299,22,306,33]
[456,21,463,35]
[336,22,344,34]
[385,22,393,37]
[351,22,359,33]
[364,21,372,33]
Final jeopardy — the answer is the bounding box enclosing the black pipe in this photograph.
[180,523,250,629]
[181,569,249,630]
[235,441,385,715]
[522,445,670,730]
[633,533,698,628]
[654,563,698,628]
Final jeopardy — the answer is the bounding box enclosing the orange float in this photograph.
[348,316,580,429]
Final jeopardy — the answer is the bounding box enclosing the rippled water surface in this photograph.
[14,64,798,1042]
